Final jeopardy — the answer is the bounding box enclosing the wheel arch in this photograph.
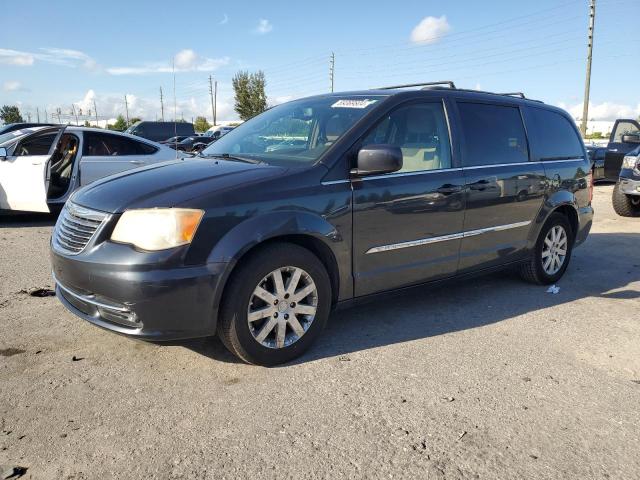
[207,211,345,316]
[529,192,580,247]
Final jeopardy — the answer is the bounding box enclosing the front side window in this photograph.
[361,102,452,172]
[202,95,387,166]
[83,132,157,156]
[612,120,640,143]
[458,102,529,167]
[15,133,57,156]
[524,107,583,161]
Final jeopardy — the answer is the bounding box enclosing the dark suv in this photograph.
[603,119,640,216]
[50,82,593,365]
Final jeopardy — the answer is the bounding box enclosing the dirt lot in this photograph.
[1,184,639,479]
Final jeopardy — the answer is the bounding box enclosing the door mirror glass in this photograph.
[0,147,7,159]
[621,134,640,144]
[353,144,403,176]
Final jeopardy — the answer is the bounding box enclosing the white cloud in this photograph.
[0,47,97,70]
[219,13,228,25]
[106,49,229,75]
[3,80,23,92]
[39,47,97,70]
[0,48,35,66]
[255,19,273,34]
[558,101,640,122]
[63,89,238,126]
[410,15,450,44]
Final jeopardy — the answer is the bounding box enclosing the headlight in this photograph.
[622,155,639,171]
[111,208,204,251]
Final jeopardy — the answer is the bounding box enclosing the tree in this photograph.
[111,115,128,131]
[232,70,267,121]
[129,117,142,127]
[0,105,24,124]
[194,116,211,132]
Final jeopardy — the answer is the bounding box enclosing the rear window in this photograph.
[458,102,529,167]
[524,107,584,161]
[83,132,158,156]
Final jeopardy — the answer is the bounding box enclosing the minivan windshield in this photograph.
[201,95,386,166]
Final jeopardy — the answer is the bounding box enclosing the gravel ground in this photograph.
[1,184,639,479]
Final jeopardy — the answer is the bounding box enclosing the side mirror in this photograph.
[0,147,7,159]
[621,134,640,144]
[352,144,403,177]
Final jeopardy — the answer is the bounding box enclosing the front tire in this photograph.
[217,243,332,366]
[612,182,640,217]
[519,213,574,285]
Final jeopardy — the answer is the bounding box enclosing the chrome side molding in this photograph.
[366,220,532,254]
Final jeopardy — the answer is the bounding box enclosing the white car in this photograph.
[0,125,184,213]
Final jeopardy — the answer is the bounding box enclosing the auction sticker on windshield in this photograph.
[331,99,378,109]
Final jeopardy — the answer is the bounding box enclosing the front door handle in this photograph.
[129,160,145,165]
[436,184,463,195]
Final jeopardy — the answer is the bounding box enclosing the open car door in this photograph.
[604,119,640,180]
[0,126,66,212]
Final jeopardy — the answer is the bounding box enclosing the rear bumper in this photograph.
[51,246,226,340]
[575,205,593,247]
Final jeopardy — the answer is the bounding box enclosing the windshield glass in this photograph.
[201,95,386,166]
[0,127,47,147]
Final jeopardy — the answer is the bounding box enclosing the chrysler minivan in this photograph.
[50,83,593,365]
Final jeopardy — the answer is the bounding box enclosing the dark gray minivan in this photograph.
[125,121,195,142]
[51,82,593,365]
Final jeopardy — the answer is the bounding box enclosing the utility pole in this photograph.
[580,0,596,137]
[160,86,165,121]
[209,75,216,126]
[71,104,78,125]
[214,81,218,126]
[124,94,130,126]
[329,51,335,93]
[44,108,48,122]
[36,107,40,123]
[27,112,32,122]
[93,99,98,127]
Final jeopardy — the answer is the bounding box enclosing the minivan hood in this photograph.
[72,159,286,213]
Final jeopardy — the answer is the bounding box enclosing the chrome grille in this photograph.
[53,202,109,255]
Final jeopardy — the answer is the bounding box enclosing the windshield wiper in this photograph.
[203,153,262,164]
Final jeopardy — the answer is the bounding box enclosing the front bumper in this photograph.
[51,244,227,340]
[619,172,640,196]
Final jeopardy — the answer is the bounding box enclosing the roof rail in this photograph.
[375,81,456,90]
[499,92,526,99]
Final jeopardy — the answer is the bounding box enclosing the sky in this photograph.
[0,0,638,126]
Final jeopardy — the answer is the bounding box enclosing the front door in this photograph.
[0,126,65,212]
[454,101,546,271]
[604,119,640,179]
[353,100,465,296]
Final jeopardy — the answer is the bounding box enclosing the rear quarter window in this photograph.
[524,107,584,161]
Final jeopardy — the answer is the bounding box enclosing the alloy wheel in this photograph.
[247,266,318,349]
[541,225,568,275]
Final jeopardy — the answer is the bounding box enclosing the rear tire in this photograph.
[519,213,574,285]
[612,182,640,217]
[217,243,331,366]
